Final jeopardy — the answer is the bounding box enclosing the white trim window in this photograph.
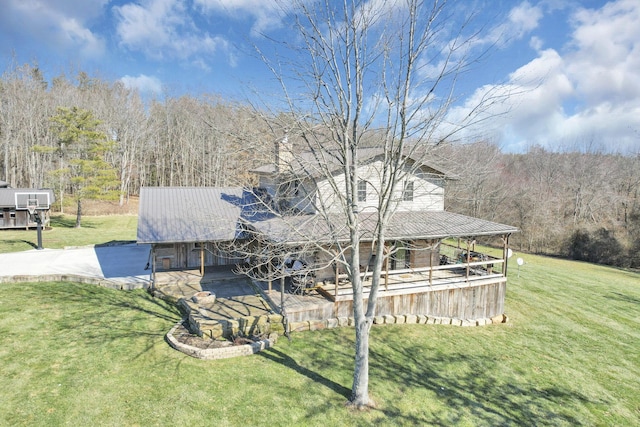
[357,180,367,202]
[402,180,414,202]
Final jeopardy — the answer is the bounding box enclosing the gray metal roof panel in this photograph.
[137,187,518,245]
[137,187,247,244]
[248,210,518,244]
[0,188,55,207]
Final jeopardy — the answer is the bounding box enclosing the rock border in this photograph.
[167,313,509,360]
[165,319,276,360]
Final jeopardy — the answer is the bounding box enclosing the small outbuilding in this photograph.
[0,186,55,230]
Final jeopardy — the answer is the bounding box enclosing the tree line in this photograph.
[442,142,640,268]
[1,62,639,266]
[0,62,273,204]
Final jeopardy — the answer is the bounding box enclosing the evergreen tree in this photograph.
[50,106,119,227]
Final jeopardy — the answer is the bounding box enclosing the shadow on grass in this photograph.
[368,341,596,426]
[259,347,352,399]
[42,282,182,336]
[608,291,640,305]
[50,215,97,229]
[1,239,38,249]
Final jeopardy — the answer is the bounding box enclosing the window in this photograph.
[403,180,414,201]
[357,180,367,202]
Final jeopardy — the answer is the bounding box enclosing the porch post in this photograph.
[384,244,389,291]
[429,244,433,285]
[280,275,285,314]
[502,234,511,276]
[199,243,205,277]
[151,245,156,291]
[268,261,272,293]
[465,239,471,281]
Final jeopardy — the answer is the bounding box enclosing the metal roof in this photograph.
[248,210,518,245]
[136,187,250,244]
[0,188,55,208]
[251,148,450,179]
[137,186,517,245]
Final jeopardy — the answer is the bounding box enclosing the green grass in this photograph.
[0,214,138,253]
[0,255,638,425]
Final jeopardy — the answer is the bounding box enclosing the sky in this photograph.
[1,0,639,154]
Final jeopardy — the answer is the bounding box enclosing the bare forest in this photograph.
[2,63,639,267]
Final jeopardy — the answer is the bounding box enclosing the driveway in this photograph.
[0,244,152,287]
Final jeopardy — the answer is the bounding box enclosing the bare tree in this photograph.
[252,0,504,408]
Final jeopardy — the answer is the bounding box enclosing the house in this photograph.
[137,140,518,323]
[0,184,55,230]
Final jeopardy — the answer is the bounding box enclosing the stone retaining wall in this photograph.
[288,313,508,333]
[177,298,286,339]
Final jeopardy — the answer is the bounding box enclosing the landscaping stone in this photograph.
[191,291,216,304]
[405,314,418,324]
[383,314,396,324]
[309,320,326,331]
[326,318,339,329]
[491,314,506,324]
[290,321,310,332]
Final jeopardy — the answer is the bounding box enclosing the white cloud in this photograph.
[114,0,229,63]
[0,0,106,58]
[566,0,640,106]
[120,74,163,94]
[447,0,640,154]
[478,1,544,50]
[194,0,286,35]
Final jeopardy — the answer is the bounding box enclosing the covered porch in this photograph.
[257,242,509,322]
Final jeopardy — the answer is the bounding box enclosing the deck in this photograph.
[257,263,506,322]
[153,257,508,336]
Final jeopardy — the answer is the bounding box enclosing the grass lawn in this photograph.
[0,214,138,253]
[0,255,638,425]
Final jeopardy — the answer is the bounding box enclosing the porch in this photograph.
[258,248,507,322]
[153,244,508,337]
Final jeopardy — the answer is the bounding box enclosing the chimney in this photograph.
[275,134,293,173]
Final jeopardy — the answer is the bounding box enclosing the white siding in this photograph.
[314,160,444,213]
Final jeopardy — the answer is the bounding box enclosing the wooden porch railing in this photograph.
[333,252,504,299]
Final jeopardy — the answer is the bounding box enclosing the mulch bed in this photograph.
[171,322,262,349]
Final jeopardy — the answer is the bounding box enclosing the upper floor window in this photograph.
[357,180,367,202]
[403,180,414,201]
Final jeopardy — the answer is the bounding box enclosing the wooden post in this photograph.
[502,234,511,276]
[429,245,433,285]
[280,275,285,314]
[199,243,205,277]
[268,261,272,293]
[151,245,156,291]
[334,262,339,299]
[465,240,471,281]
[384,245,389,291]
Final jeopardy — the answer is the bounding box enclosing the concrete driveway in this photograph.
[0,244,152,287]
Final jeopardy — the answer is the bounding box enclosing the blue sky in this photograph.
[1,0,639,153]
